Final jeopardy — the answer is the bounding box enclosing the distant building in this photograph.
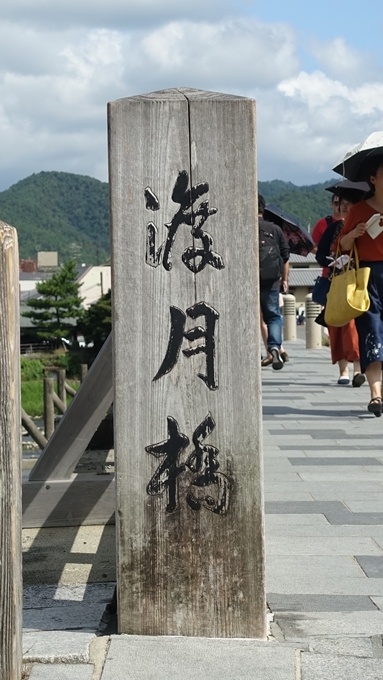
[288,253,321,307]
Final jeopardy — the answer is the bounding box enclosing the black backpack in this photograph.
[259,225,283,283]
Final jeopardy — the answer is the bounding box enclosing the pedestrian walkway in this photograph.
[23,339,383,679]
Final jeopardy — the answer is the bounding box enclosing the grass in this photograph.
[21,379,80,417]
[21,354,85,417]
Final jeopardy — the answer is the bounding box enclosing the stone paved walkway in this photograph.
[24,338,383,679]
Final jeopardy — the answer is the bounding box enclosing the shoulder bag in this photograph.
[324,244,370,327]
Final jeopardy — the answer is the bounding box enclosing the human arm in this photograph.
[281,261,289,293]
[339,222,367,251]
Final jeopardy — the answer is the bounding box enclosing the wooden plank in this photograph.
[109,88,265,638]
[0,222,22,680]
[22,408,47,449]
[29,333,113,481]
[22,475,115,528]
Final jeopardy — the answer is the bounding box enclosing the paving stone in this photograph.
[280,445,383,451]
[265,515,331,526]
[355,556,383,578]
[29,664,94,680]
[301,652,383,679]
[23,631,94,663]
[265,536,383,556]
[288,458,382,466]
[308,636,373,657]
[101,636,297,680]
[268,593,376,612]
[266,577,383,596]
[265,501,345,515]
[277,611,383,639]
[345,501,383,512]
[267,555,365,579]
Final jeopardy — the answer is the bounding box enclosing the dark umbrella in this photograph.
[332,131,383,181]
[325,179,369,196]
[263,203,314,256]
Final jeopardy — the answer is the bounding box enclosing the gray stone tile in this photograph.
[265,515,330,526]
[370,596,383,611]
[301,653,383,679]
[288,457,382,466]
[266,577,383,596]
[267,593,376,612]
[23,631,94,662]
[265,501,345,515]
[265,536,383,556]
[277,611,383,639]
[29,664,94,680]
[345,501,383,512]
[267,555,365,579]
[101,636,297,680]
[355,556,383,578]
[308,637,373,657]
[280,445,383,451]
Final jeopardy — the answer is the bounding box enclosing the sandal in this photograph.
[261,357,273,367]
[368,397,383,417]
[281,351,289,362]
[352,373,366,388]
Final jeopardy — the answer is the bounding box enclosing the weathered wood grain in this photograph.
[29,333,113,481]
[0,222,22,680]
[109,88,265,638]
[22,475,115,528]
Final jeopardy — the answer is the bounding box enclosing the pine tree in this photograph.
[81,289,112,351]
[23,260,84,340]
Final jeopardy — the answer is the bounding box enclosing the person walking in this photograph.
[339,155,383,415]
[258,194,290,370]
[316,190,365,386]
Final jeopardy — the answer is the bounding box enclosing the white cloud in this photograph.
[310,37,383,86]
[0,6,383,190]
[1,0,234,30]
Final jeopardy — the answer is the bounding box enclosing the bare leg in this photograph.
[338,359,349,379]
[366,361,383,400]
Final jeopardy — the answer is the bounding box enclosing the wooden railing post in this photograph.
[0,221,22,680]
[109,88,266,638]
[80,363,88,382]
[57,368,67,411]
[44,377,55,439]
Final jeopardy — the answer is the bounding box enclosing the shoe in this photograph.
[261,357,273,367]
[270,348,284,370]
[281,351,289,363]
[352,373,366,388]
[337,377,350,385]
[368,397,383,417]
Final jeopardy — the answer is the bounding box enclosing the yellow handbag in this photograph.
[324,243,370,327]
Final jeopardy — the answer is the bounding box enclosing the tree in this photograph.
[23,260,84,340]
[81,289,112,351]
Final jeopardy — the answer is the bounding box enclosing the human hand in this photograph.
[281,279,288,293]
[353,222,367,238]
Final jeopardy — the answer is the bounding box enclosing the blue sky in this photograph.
[0,0,382,191]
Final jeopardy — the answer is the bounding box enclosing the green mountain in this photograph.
[259,179,335,230]
[0,171,110,264]
[0,171,337,264]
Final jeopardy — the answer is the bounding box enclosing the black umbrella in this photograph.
[263,203,314,256]
[325,179,369,196]
[332,132,383,181]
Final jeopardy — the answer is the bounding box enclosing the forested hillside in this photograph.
[0,171,110,263]
[258,179,334,229]
[0,171,337,264]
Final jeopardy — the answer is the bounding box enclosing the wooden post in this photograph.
[22,408,47,449]
[0,222,22,680]
[109,88,266,638]
[57,368,67,410]
[44,377,55,439]
[80,364,88,382]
